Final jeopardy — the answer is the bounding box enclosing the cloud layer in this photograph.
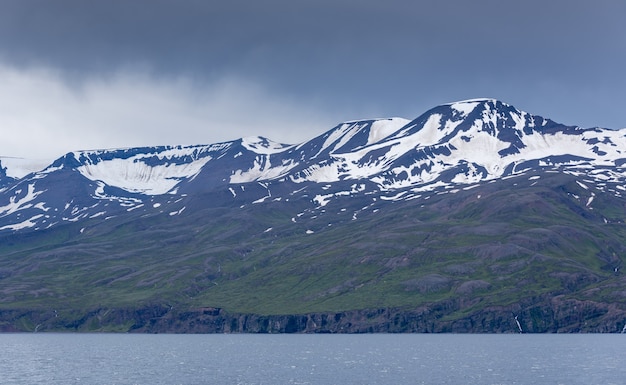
[0,65,338,158]
[1,1,625,159]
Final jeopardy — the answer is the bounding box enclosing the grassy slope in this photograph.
[0,171,625,329]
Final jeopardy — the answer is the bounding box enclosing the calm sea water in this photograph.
[0,333,623,384]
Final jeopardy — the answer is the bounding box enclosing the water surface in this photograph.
[0,334,623,384]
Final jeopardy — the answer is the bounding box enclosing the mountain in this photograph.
[1,98,625,333]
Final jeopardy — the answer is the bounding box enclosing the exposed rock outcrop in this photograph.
[3,295,624,333]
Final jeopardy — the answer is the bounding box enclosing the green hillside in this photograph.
[1,171,625,332]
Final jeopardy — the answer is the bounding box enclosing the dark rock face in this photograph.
[0,161,15,188]
[4,295,624,334]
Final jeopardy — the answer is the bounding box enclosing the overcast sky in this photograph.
[1,0,625,159]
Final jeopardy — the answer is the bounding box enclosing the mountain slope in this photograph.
[1,98,625,333]
[2,98,626,234]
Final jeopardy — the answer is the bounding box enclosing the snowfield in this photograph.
[2,98,626,233]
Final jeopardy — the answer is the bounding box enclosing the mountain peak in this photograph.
[1,99,624,234]
[444,97,500,106]
[241,136,294,154]
[404,97,569,140]
[445,97,499,104]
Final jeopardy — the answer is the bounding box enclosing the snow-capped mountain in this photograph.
[1,98,625,233]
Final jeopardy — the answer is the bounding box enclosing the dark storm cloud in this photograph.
[0,0,398,74]
[0,1,618,73]
[0,0,625,157]
[1,1,623,83]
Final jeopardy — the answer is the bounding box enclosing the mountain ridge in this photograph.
[1,98,625,332]
[5,97,624,234]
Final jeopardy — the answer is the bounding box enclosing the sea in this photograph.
[0,333,623,384]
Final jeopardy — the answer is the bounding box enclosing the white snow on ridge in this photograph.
[367,118,410,145]
[79,158,209,195]
[309,118,409,160]
[5,99,626,230]
[298,109,626,190]
[241,136,294,154]
[78,143,232,159]
[391,112,461,145]
[445,98,499,105]
[77,154,213,195]
[324,123,361,155]
[326,114,459,180]
[509,112,524,130]
[230,156,299,183]
[313,122,359,158]
[450,163,485,185]
[290,162,342,183]
[449,100,480,116]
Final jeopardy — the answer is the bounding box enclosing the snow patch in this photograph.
[0,214,44,231]
[0,183,43,216]
[230,156,298,183]
[75,146,224,195]
[367,118,410,145]
[169,207,186,216]
[449,100,481,116]
[127,204,144,212]
[241,136,293,154]
[313,194,332,207]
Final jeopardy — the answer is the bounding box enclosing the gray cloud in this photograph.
[0,65,337,158]
[0,0,625,158]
